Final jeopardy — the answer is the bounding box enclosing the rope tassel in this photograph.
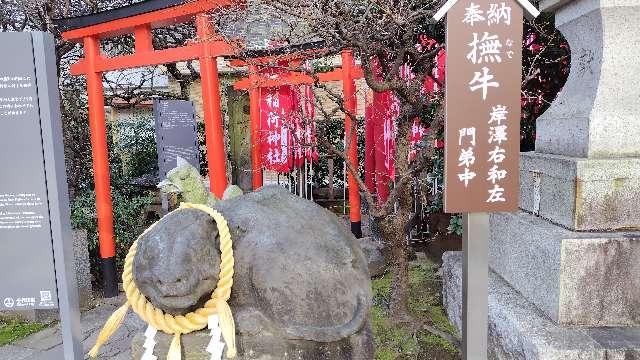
[167,333,182,360]
[217,299,237,358]
[88,301,130,358]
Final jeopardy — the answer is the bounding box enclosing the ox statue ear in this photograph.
[157,179,181,193]
[222,185,244,200]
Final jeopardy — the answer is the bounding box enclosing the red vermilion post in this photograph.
[249,65,263,190]
[196,14,228,198]
[84,35,118,297]
[133,24,153,53]
[364,100,376,193]
[341,50,362,238]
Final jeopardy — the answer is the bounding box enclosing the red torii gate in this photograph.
[56,0,242,296]
[232,50,365,237]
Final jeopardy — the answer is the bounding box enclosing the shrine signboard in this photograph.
[0,31,82,359]
[154,100,200,179]
[442,0,524,213]
[0,33,60,310]
[433,0,538,357]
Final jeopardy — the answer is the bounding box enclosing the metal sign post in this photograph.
[433,0,538,358]
[462,213,489,360]
[0,32,82,359]
[34,32,83,360]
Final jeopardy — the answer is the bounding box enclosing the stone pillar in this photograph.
[535,0,640,158]
[489,0,640,327]
[522,0,640,231]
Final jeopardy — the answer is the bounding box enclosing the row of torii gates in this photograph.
[55,0,366,296]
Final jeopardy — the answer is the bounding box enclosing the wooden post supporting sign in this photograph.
[433,0,539,358]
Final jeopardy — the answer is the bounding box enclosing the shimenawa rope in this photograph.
[88,203,236,359]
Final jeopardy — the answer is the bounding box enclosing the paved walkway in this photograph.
[0,295,145,360]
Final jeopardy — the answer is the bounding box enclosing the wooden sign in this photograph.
[442,0,524,213]
[433,2,538,357]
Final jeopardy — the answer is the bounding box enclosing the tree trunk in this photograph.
[378,207,412,319]
[179,81,190,99]
[382,117,415,320]
[389,229,410,318]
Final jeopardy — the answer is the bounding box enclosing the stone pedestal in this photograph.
[72,229,94,310]
[489,212,640,326]
[519,152,640,231]
[443,252,640,360]
[484,0,640,329]
[535,0,640,158]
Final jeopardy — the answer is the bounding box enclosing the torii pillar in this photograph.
[196,14,229,196]
[341,50,362,238]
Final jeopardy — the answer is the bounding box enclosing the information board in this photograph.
[443,0,523,213]
[154,100,200,178]
[0,32,59,310]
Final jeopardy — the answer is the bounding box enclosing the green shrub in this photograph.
[114,116,158,179]
[0,320,48,346]
[313,116,365,189]
[71,112,159,284]
[71,186,155,282]
[447,214,463,236]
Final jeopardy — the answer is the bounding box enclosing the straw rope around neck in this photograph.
[88,202,236,359]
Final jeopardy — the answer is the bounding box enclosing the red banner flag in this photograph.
[259,86,299,173]
[259,82,317,172]
[292,78,318,167]
[364,43,446,201]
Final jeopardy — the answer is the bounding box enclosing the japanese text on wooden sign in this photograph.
[444,0,523,213]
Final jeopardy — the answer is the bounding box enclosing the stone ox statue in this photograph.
[131,186,374,359]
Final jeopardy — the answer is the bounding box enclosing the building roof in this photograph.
[54,0,322,54]
[52,0,191,32]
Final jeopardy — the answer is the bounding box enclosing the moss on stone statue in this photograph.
[0,320,48,346]
[372,258,460,360]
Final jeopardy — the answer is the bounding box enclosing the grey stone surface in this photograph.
[442,252,640,360]
[133,207,221,315]
[535,0,640,158]
[73,229,93,310]
[489,211,640,326]
[357,236,388,277]
[132,320,373,360]
[0,309,59,324]
[519,152,640,231]
[0,345,38,360]
[441,253,463,334]
[131,331,211,360]
[133,185,374,359]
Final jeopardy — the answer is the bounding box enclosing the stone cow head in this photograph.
[133,208,221,315]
